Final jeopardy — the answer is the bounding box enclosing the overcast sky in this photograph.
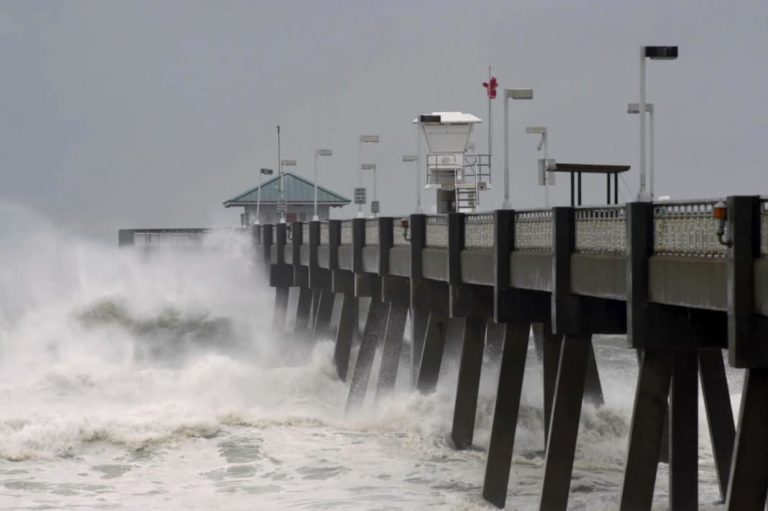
[0,0,765,240]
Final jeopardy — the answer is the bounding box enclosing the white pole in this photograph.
[502,94,510,209]
[313,152,319,221]
[543,133,550,208]
[488,66,492,167]
[416,121,422,213]
[255,170,263,224]
[638,48,647,201]
[649,107,655,201]
[278,125,285,223]
[372,166,377,218]
[356,141,363,218]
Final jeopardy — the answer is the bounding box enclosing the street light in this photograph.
[255,168,274,224]
[361,163,377,217]
[403,154,418,212]
[637,45,677,201]
[503,88,534,209]
[313,149,333,221]
[357,135,379,217]
[525,126,552,207]
[628,102,656,200]
[279,159,296,223]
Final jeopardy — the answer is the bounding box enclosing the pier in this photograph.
[119,195,768,510]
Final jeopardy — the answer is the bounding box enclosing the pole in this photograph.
[372,166,377,218]
[543,132,550,208]
[278,125,285,223]
[488,66,492,175]
[649,107,655,201]
[416,121,422,213]
[638,48,647,201]
[502,94,510,209]
[357,140,363,218]
[255,169,263,224]
[313,151,319,221]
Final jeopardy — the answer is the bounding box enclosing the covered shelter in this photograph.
[547,163,631,206]
[223,172,351,225]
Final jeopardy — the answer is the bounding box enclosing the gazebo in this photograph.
[223,172,351,225]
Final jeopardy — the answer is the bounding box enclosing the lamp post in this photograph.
[313,149,333,221]
[638,45,677,201]
[628,102,655,200]
[361,163,377,217]
[403,154,418,213]
[358,135,379,218]
[279,159,296,223]
[255,168,274,224]
[503,88,534,209]
[525,126,550,207]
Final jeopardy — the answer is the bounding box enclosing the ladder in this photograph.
[455,183,478,212]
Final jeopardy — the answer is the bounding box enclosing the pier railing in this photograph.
[425,215,448,248]
[653,199,726,257]
[514,209,553,252]
[365,219,379,246]
[463,213,494,251]
[117,228,244,248]
[574,206,626,255]
[340,220,353,245]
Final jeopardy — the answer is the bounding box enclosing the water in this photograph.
[0,203,740,510]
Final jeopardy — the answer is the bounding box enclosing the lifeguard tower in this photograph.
[416,112,490,213]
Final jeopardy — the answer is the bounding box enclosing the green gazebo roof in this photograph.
[223,172,351,207]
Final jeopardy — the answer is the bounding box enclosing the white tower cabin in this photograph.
[415,112,490,213]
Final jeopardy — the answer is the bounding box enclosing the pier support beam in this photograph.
[726,368,768,510]
[294,286,313,335]
[311,289,335,342]
[411,308,429,386]
[539,334,591,511]
[669,349,699,510]
[450,317,487,450]
[332,270,356,382]
[416,312,448,394]
[482,321,531,509]
[535,322,561,443]
[272,287,289,331]
[620,349,674,510]
[375,300,408,400]
[346,299,389,411]
[698,349,735,500]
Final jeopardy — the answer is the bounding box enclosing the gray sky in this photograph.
[0,0,765,239]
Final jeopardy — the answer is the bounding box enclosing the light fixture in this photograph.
[503,88,534,208]
[313,149,333,221]
[637,45,677,200]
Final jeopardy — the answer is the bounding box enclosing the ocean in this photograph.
[0,205,739,510]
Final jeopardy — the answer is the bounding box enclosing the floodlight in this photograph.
[506,88,534,100]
